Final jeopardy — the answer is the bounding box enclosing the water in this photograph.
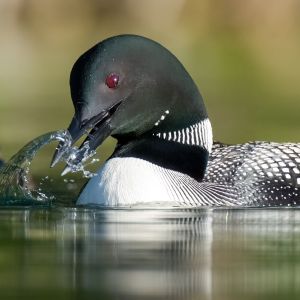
[0,130,69,204]
[0,134,300,299]
[0,207,299,300]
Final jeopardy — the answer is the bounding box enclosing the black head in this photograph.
[51,35,209,172]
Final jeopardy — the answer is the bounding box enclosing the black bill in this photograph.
[50,101,121,170]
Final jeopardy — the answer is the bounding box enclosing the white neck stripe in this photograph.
[153,118,213,153]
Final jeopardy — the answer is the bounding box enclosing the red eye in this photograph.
[105,73,119,89]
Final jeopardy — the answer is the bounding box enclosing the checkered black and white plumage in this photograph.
[204,142,300,206]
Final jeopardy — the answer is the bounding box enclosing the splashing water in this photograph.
[58,141,99,178]
[0,130,98,205]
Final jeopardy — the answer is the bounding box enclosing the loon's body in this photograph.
[52,34,300,207]
[77,142,300,207]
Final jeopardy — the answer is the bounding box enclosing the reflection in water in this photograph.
[0,208,299,299]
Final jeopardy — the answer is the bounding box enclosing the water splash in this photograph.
[0,130,72,205]
[0,129,99,205]
[58,141,99,178]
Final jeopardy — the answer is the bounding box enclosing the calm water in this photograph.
[0,207,299,300]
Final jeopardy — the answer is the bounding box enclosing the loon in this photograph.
[51,34,300,207]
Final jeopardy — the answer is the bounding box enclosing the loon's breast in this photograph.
[78,157,175,206]
[77,156,240,207]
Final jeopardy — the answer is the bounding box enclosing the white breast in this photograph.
[77,157,178,206]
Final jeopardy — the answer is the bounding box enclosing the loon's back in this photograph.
[204,142,300,206]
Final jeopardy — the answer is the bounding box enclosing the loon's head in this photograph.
[52,35,212,180]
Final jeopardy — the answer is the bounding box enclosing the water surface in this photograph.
[0,207,299,300]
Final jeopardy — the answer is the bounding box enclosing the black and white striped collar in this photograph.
[153,118,213,153]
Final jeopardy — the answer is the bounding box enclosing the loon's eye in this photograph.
[105,73,119,89]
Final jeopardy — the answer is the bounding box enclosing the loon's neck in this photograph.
[111,118,213,181]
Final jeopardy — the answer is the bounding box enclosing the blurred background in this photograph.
[1,0,300,172]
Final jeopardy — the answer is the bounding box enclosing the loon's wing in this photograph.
[205,142,300,206]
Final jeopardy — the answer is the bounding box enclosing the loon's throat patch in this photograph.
[153,118,213,153]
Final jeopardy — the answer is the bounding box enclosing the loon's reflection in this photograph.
[3,208,300,300]
[57,209,214,300]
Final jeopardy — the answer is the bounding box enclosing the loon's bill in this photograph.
[51,101,122,172]
[51,34,300,207]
